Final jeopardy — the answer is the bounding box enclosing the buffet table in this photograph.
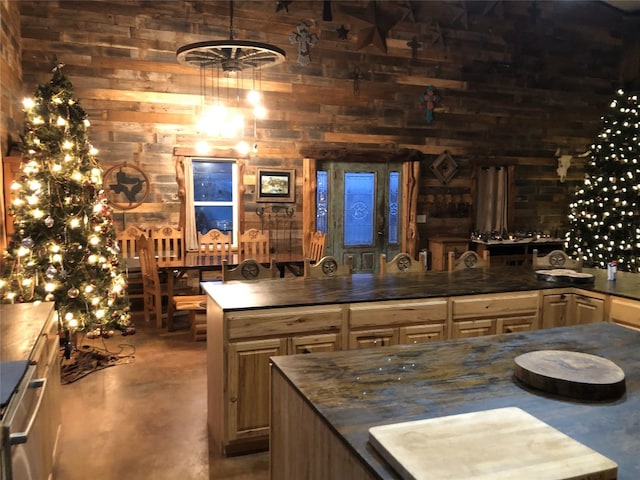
[270,322,640,479]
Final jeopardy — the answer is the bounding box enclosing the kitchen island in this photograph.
[270,322,640,479]
[202,266,640,455]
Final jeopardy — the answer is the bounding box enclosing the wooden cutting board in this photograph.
[514,350,626,401]
[368,407,617,480]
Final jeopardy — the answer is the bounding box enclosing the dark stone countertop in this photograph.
[203,266,640,311]
[271,322,640,479]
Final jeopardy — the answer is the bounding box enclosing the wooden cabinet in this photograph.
[572,292,605,325]
[428,237,469,271]
[609,296,640,330]
[209,303,345,455]
[541,291,572,329]
[450,291,539,339]
[541,290,605,329]
[349,298,448,348]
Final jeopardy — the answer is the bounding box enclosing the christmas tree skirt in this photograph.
[60,345,135,384]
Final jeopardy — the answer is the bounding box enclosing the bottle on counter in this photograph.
[607,260,617,281]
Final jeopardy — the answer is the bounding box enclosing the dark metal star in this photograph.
[344,1,401,53]
[336,24,349,40]
[276,1,291,14]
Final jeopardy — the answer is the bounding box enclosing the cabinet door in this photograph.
[227,338,287,443]
[348,328,397,349]
[451,319,495,339]
[542,294,570,329]
[572,294,604,325]
[496,314,538,334]
[609,297,640,330]
[290,333,341,354]
[398,323,446,345]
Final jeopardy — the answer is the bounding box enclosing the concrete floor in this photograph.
[52,316,269,480]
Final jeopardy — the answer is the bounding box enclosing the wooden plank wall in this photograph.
[7,0,638,252]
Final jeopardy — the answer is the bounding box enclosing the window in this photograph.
[190,157,239,244]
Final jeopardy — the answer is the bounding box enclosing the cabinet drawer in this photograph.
[451,292,539,319]
[227,305,345,340]
[609,297,640,330]
[349,299,448,328]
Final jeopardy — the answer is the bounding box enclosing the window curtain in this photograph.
[475,166,508,233]
[183,157,198,251]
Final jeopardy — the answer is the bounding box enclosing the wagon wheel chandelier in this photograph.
[177,1,286,154]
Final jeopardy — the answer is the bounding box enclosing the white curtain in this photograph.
[183,157,198,251]
[475,166,508,233]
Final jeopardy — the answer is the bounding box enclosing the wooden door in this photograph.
[571,294,604,325]
[541,293,570,329]
[321,161,402,273]
[227,338,287,443]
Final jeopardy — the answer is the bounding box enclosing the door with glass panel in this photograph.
[317,162,402,273]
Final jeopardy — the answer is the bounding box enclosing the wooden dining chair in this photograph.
[116,225,148,258]
[239,229,270,257]
[448,250,490,271]
[379,252,426,276]
[138,234,193,329]
[198,228,232,257]
[307,230,326,263]
[532,249,582,271]
[222,258,277,282]
[115,226,148,303]
[198,228,233,282]
[151,225,185,259]
[172,295,207,341]
[304,255,353,278]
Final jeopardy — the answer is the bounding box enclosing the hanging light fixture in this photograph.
[177,0,286,154]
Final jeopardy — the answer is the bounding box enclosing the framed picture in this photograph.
[256,168,295,203]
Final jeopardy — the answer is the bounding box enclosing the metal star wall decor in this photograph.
[336,24,349,40]
[276,1,291,14]
[343,1,402,53]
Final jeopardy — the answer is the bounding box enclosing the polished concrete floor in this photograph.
[52,314,269,480]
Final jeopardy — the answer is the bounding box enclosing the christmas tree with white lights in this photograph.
[0,68,134,338]
[566,88,640,272]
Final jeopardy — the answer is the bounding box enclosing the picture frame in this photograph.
[256,168,295,203]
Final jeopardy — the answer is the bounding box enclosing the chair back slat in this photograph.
[198,228,232,261]
[116,225,148,258]
[239,229,270,257]
[379,252,426,276]
[137,234,165,327]
[304,255,353,278]
[532,249,582,271]
[222,258,277,282]
[151,225,185,258]
[308,231,326,263]
[448,250,490,271]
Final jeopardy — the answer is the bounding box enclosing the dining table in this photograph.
[121,251,308,328]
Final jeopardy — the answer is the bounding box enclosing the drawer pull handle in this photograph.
[9,377,47,445]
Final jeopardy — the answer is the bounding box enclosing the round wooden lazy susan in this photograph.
[514,350,626,401]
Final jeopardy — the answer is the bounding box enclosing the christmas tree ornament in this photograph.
[44,215,55,227]
[67,287,80,298]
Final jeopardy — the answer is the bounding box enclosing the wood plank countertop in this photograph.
[202,267,640,311]
[271,323,640,479]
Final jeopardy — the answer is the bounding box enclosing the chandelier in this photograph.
[177,1,286,154]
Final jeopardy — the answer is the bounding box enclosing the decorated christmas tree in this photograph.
[0,68,134,338]
[566,88,640,272]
